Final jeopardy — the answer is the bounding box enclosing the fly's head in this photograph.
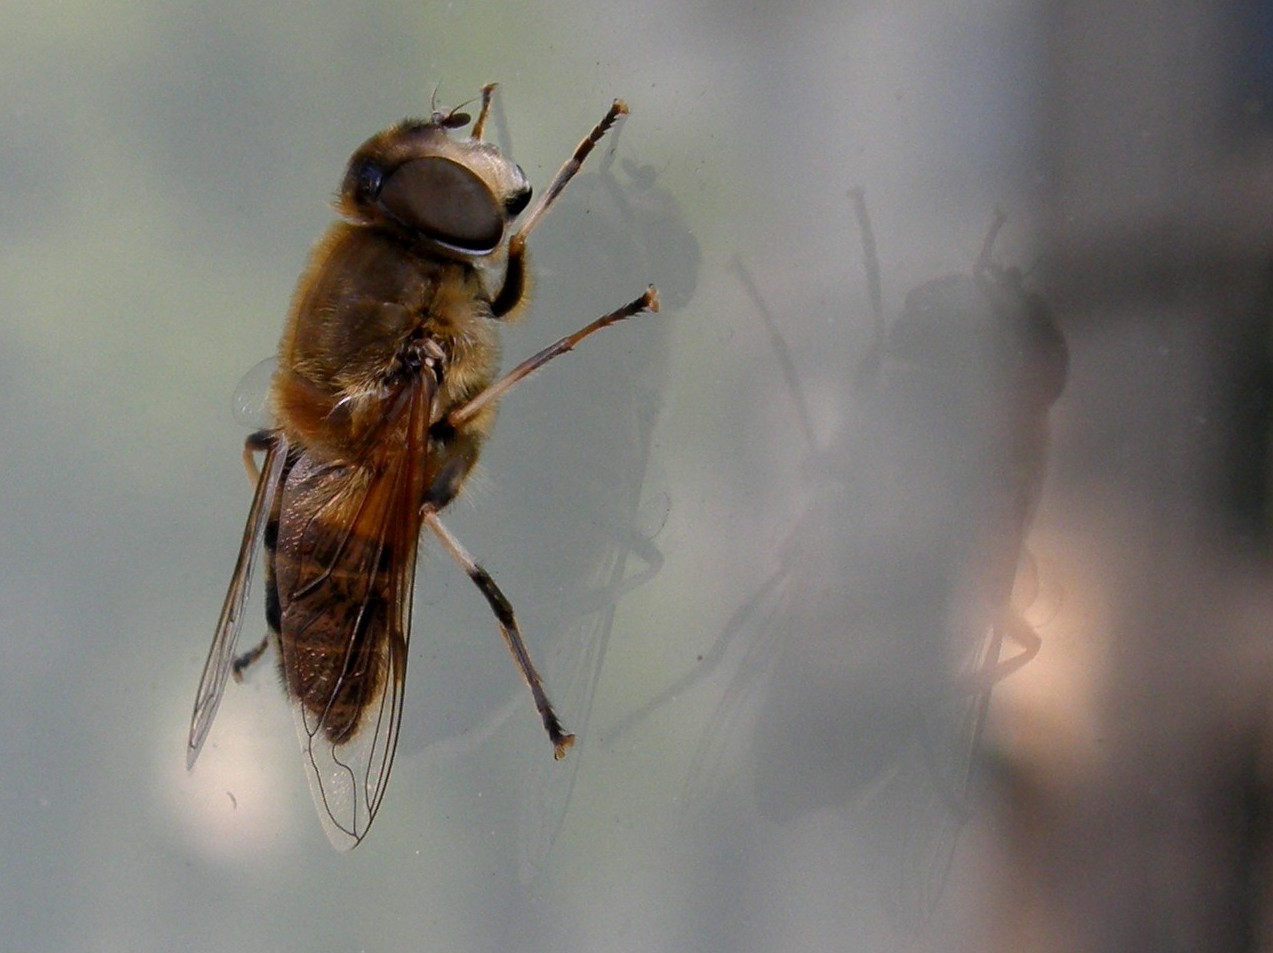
[336,112,532,260]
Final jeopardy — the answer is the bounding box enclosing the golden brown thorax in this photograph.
[267,109,534,479]
[272,223,502,466]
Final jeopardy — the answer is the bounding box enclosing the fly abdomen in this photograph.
[273,524,393,745]
[269,453,400,746]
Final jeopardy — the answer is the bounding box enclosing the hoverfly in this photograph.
[186,84,659,850]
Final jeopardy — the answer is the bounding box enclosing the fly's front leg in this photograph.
[511,100,629,253]
[490,98,630,319]
[470,82,497,140]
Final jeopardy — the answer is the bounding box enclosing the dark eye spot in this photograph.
[355,162,384,200]
[505,185,532,217]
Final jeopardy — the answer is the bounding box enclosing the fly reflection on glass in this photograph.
[185,84,659,851]
[683,192,1067,933]
[514,148,697,879]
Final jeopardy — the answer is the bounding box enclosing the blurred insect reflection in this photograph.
[513,144,697,878]
[679,192,1068,937]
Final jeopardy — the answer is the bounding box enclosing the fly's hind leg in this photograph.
[435,289,660,757]
[423,509,575,759]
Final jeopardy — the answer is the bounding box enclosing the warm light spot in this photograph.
[162,687,303,861]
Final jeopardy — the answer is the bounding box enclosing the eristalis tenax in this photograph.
[186,84,659,850]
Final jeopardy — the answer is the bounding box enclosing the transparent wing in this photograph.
[872,614,1006,931]
[272,379,431,850]
[231,357,278,430]
[187,433,288,768]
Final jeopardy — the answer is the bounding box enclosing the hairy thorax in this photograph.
[271,223,503,471]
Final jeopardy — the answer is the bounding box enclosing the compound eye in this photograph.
[353,161,384,201]
[378,156,503,253]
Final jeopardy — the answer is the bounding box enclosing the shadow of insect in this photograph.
[630,190,1067,935]
[504,139,699,880]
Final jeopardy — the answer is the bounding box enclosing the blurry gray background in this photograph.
[4,2,1273,952]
